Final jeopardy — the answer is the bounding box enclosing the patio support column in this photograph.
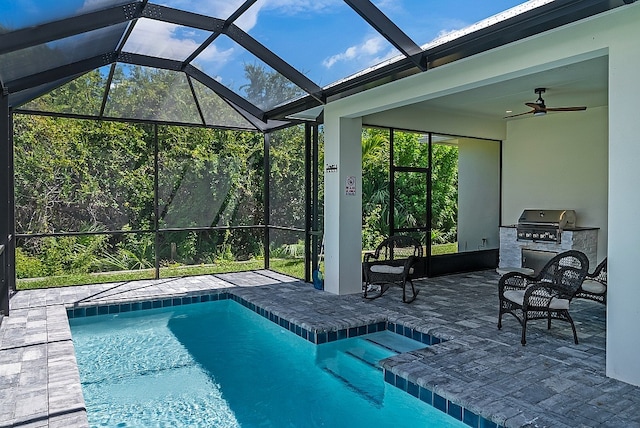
[0,91,14,316]
[323,114,362,295]
[263,132,271,270]
[607,36,640,387]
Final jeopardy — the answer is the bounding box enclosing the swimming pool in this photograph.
[70,299,467,427]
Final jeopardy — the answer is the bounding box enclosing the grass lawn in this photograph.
[16,243,457,290]
[431,242,458,255]
[16,258,305,290]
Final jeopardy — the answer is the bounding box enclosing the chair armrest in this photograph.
[401,255,418,275]
[586,258,607,284]
[498,271,531,295]
[363,252,378,263]
[522,282,562,310]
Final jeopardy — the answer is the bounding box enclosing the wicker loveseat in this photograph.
[362,235,423,303]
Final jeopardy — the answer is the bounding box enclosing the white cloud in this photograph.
[101,0,352,76]
[436,26,465,40]
[123,18,237,74]
[231,0,341,31]
[322,35,395,69]
[83,0,339,37]
[372,0,403,14]
[156,0,247,20]
[79,0,120,13]
[192,43,235,80]
[123,19,203,61]
[196,42,234,64]
[152,0,340,22]
[258,0,341,15]
[151,0,261,32]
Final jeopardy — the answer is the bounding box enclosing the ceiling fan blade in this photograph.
[504,110,535,119]
[525,102,544,110]
[507,89,586,118]
[545,106,587,112]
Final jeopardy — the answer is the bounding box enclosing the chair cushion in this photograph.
[503,290,570,310]
[581,279,606,294]
[496,267,535,276]
[370,265,414,275]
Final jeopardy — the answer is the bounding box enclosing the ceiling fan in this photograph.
[504,88,587,118]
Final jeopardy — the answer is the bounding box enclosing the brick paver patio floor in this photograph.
[1,269,638,427]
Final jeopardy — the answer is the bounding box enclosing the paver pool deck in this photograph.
[1,269,639,427]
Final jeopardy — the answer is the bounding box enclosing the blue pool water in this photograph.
[70,300,466,428]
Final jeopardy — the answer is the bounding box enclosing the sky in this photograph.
[1,0,551,105]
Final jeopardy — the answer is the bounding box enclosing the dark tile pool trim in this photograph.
[65,292,497,427]
[386,321,443,346]
[383,370,503,428]
[66,292,441,347]
[66,291,231,319]
[231,295,442,346]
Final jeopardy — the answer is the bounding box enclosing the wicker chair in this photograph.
[363,235,423,303]
[498,250,589,345]
[575,258,607,304]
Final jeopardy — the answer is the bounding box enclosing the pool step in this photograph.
[341,338,396,369]
[319,331,426,406]
[363,331,426,354]
[322,351,385,406]
[344,349,382,370]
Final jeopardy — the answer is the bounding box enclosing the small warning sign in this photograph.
[345,176,356,196]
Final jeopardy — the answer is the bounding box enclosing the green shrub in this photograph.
[15,247,46,279]
[271,240,305,259]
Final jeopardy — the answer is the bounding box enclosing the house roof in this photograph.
[0,0,634,131]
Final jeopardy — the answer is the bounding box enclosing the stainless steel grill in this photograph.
[516,209,576,243]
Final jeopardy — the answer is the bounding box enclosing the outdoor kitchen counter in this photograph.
[499,226,599,272]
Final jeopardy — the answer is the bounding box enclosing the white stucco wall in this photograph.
[606,9,640,386]
[458,138,501,252]
[502,106,608,262]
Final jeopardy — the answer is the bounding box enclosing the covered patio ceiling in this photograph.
[404,55,609,119]
[0,0,634,131]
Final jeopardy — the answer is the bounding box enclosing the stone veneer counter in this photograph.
[499,225,599,270]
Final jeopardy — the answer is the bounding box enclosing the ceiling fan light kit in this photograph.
[504,87,587,118]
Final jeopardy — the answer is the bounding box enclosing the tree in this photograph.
[361,128,390,250]
[431,144,458,244]
[360,128,459,249]
[13,62,312,280]
[240,63,306,110]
